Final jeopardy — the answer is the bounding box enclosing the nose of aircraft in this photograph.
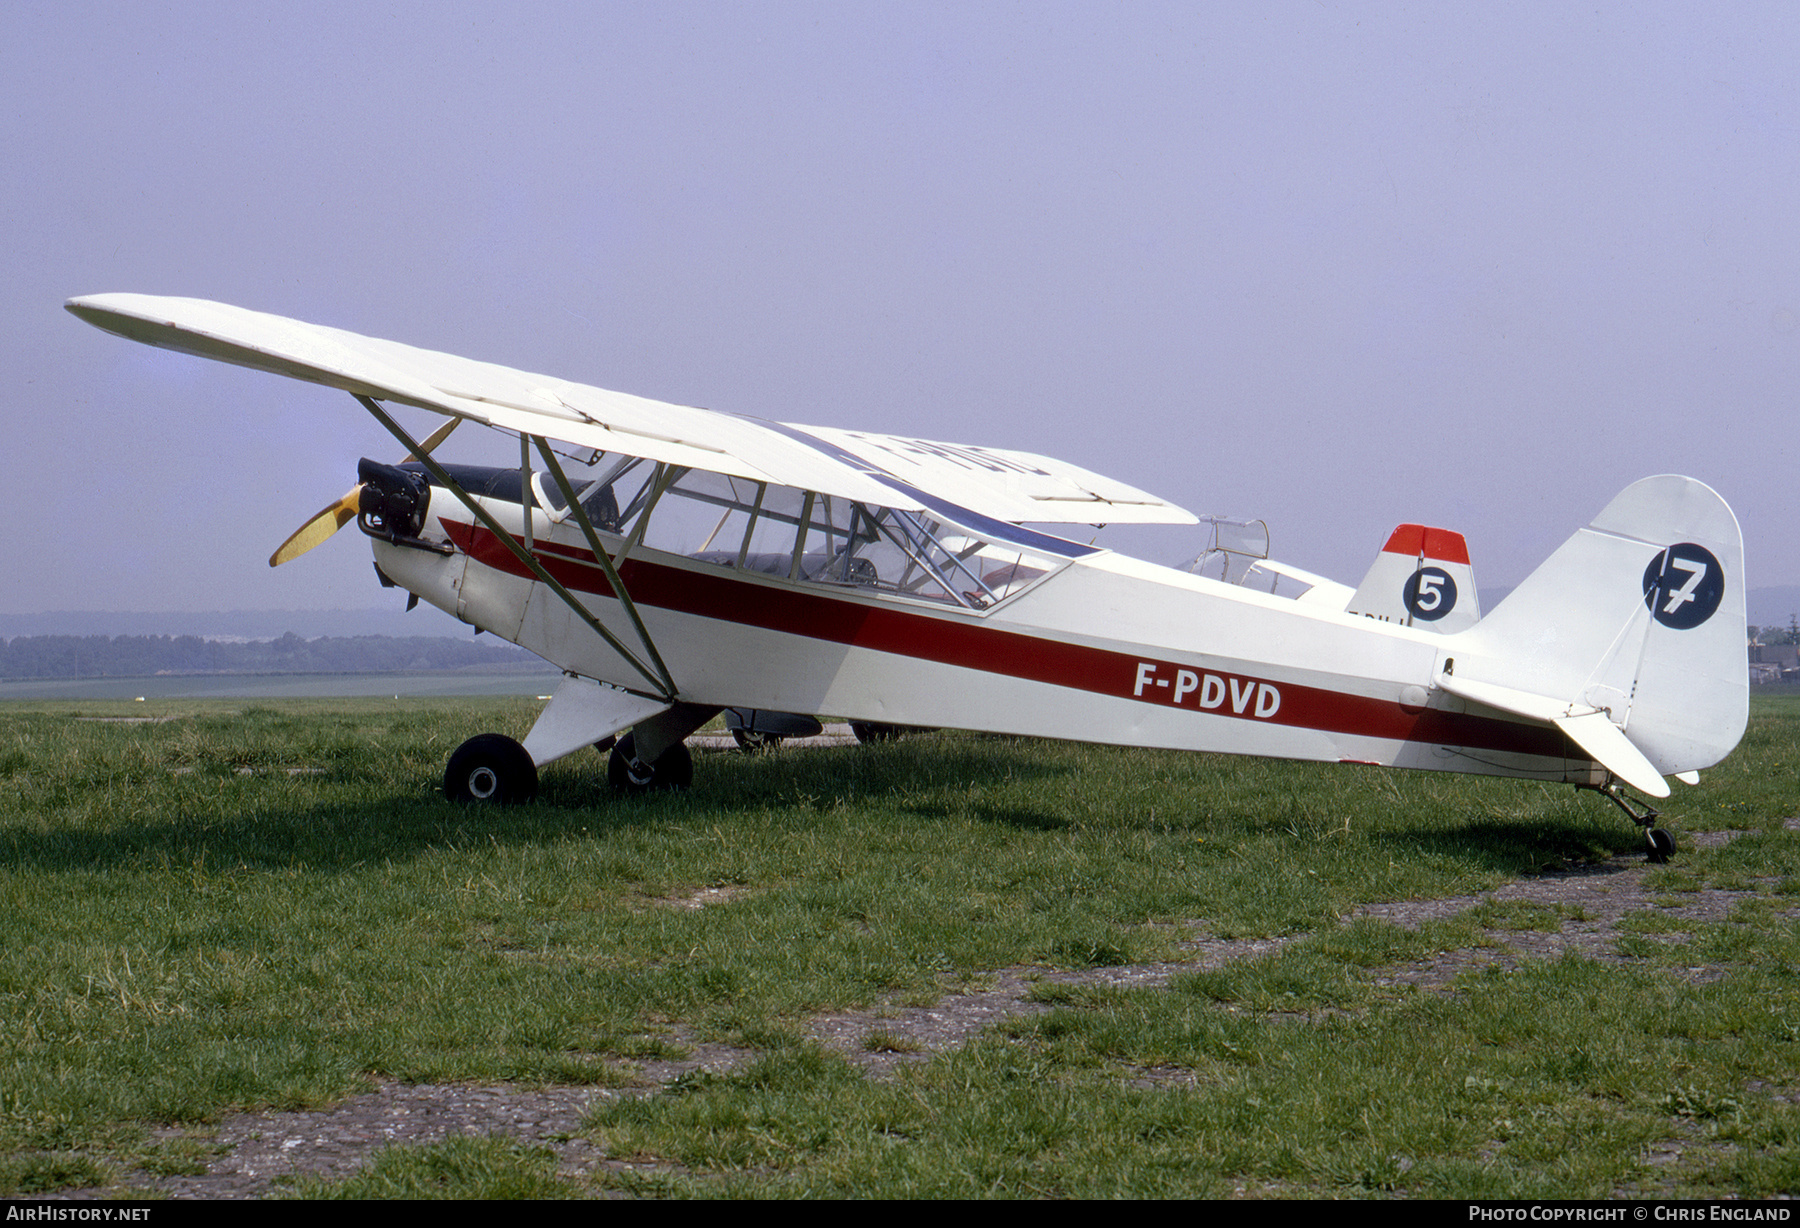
[266,417,460,567]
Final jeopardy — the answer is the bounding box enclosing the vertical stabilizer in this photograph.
[1346,525,1481,633]
[1449,476,1746,779]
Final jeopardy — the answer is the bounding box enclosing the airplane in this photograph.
[65,294,1748,862]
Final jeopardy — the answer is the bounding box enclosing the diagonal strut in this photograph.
[355,395,676,701]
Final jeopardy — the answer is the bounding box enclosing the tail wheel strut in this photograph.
[1578,779,1675,864]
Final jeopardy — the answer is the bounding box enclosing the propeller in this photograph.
[269,486,364,567]
[268,416,460,567]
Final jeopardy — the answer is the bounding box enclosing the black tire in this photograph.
[607,733,695,793]
[849,721,903,744]
[731,728,782,753]
[1646,827,1677,864]
[444,733,538,804]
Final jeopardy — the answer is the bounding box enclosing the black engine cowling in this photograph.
[356,458,429,541]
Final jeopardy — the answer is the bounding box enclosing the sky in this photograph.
[4,2,1796,626]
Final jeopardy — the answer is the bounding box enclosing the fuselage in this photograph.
[368,472,1603,787]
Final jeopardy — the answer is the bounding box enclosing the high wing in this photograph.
[65,293,1196,528]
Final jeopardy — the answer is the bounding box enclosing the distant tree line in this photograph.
[1751,619,1800,646]
[0,633,545,679]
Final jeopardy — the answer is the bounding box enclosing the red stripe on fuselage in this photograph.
[442,520,1571,761]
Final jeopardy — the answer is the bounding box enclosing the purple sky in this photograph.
[6,3,1795,623]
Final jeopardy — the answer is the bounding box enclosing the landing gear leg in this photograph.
[608,734,695,793]
[1578,779,1675,864]
[730,728,782,753]
[605,703,717,794]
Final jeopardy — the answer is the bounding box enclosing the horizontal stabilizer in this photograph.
[1553,711,1670,799]
[1438,673,1583,723]
[1439,671,1670,797]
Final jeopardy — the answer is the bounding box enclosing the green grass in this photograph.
[581,959,1800,1198]
[286,1138,579,1199]
[1,694,1797,1197]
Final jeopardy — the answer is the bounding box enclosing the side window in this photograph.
[568,460,1065,611]
[694,482,808,576]
[533,452,649,538]
[581,483,622,532]
[852,511,1058,608]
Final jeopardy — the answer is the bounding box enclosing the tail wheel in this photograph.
[608,733,694,793]
[444,733,538,804]
[1646,827,1677,863]
[849,721,903,744]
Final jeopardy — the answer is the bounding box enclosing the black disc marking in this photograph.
[1403,566,1458,622]
[1641,543,1724,630]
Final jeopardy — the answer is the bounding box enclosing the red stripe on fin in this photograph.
[1379,524,1470,565]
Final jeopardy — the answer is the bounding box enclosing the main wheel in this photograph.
[444,733,538,804]
[731,728,782,753]
[607,733,695,793]
[1646,827,1677,864]
[849,721,903,744]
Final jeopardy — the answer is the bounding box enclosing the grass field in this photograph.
[1,695,1797,1197]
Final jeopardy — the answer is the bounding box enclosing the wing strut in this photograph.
[355,395,677,702]
[532,436,676,696]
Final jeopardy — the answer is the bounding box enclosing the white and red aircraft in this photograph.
[67,294,1747,860]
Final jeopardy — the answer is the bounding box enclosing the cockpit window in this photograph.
[531,469,622,532]
[420,451,1066,611]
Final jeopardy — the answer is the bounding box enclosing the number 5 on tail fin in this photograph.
[1347,524,1482,633]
